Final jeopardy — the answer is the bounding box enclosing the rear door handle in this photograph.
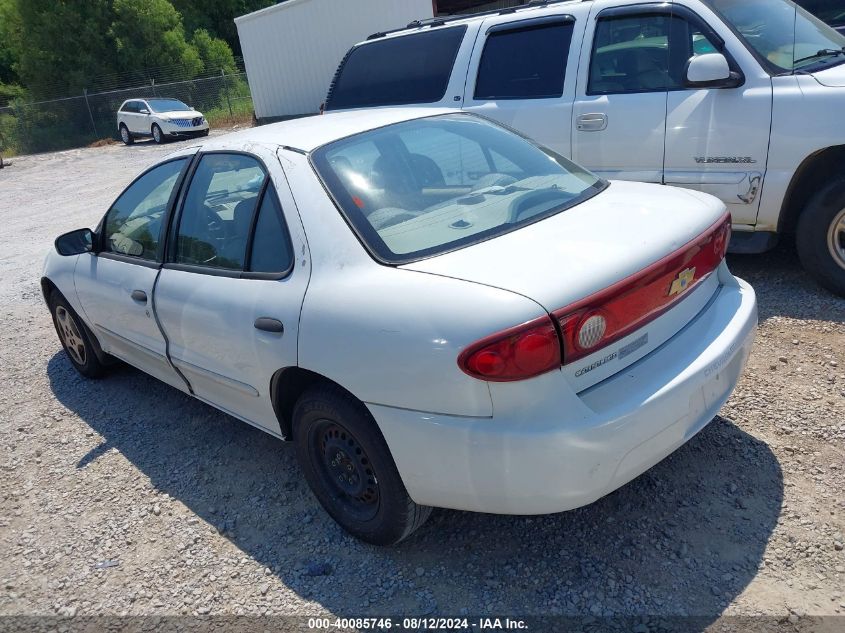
[576,113,608,131]
[254,317,284,334]
[131,289,147,303]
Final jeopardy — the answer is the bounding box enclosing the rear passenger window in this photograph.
[174,154,266,271]
[589,15,674,94]
[325,26,466,110]
[475,21,574,100]
[249,184,293,274]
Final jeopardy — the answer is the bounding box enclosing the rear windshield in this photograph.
[325,26,466,110]
[311,114,605,264]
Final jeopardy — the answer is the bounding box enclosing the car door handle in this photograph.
[577,113,608,131]
[254,317,284,334]
[131,289,147,303]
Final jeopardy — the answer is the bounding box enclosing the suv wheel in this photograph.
[797,179,845,296]
[151,123,164,144]
[119,124,134,145]
[293,385,431,545]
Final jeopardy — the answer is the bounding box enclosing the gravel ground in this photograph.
[0,134,843,629]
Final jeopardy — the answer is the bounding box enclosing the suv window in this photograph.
[103,158,187,260]
[589,14,674,94]
[175,154,266,270]
[120,102,134,113]
[589,14,723,94]
[475,21,574,100]
[325,26,466,110]
[249,184,294,274]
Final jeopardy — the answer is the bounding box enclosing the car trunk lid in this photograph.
[403,181,730,391]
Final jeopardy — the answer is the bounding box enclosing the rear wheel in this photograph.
[119,124,134,145]
[293,386,431,545]
[49,291,107,378]
[796,179,845,297]
[151,123,164,144]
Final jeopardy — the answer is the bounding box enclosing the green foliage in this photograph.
[111,0,203,82]
[172,0,279,55]
[0,0,22,86]
[192,29,237,75]
[15,0,115,99]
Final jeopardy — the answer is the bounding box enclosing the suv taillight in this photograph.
[458,316,561,382]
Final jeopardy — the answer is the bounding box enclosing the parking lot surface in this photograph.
[1,136,843,626]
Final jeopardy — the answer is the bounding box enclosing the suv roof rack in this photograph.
[367,0,577,40]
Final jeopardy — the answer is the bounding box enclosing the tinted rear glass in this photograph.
[325,26,466,110]
[311,114,605,264]
[475,21,574,100]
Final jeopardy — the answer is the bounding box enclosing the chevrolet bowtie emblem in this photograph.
[669,267,696,296]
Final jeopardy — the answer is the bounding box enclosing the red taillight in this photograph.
[458,316,561,382]
[555,212,732,364]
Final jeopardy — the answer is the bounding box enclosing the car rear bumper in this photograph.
[370,273,757,515]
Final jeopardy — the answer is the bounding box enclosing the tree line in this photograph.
[0,0,277,104]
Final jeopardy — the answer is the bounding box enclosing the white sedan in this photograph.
[43,109,757,545]
[116,98,209,145]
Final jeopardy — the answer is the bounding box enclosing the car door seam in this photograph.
[150,267,194,395]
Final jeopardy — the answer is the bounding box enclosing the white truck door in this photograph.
[462,11,588,159]
[571,4,673,183]
[74,156,193,390]
[662,5,773,227]
[153,149,310,437]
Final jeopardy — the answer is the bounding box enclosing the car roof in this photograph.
[199,107,454,154]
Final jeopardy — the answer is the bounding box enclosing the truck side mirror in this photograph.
[685,53,743,89]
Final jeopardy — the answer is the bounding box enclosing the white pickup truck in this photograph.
[325,0,845,296]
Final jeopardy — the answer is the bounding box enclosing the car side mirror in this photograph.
[55,228,94,256]
[139,108,150,115]
[685,53,743,89]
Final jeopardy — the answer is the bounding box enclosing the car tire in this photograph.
[293,385,432,545]
[796,179,845,297]
[48,290,108,378]
[151,123,164,144]
[119,124,134,145]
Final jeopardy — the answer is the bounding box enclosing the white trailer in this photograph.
[235,0,435,120]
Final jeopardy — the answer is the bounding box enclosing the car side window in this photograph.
[475,21,574,100]
[102,158,187,260]
[174,153,267,270]
[589,14,674,95]
[248,183,294,274]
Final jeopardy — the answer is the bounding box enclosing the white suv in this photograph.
[117,98,209,145]
[326,0,845,296]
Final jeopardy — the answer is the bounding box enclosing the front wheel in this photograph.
[49,291,108,378]
[796,179,845,296]
[119,124,134,145]
[151,123,164,144]
[293,386,431,545]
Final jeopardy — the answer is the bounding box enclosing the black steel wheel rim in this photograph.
[310,420,379,521]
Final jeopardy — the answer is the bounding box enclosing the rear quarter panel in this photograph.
[281,150,548,417]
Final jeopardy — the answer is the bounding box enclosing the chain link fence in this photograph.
[0,70,253,157]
